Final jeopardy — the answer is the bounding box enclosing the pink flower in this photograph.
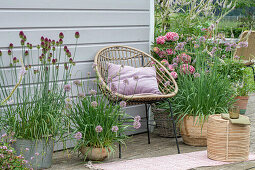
[133,121,141,129]
[25,148,29,151]
[35,152,39,156]
[59,32,64,39]
[153,47,160,54]
[177,53,191,64]
[166,49,174,55]
[1,133,7,138]
[91,101,98,107]
[180,64,189,74]
[119,101,127,108]
[156,36,165,44]
[78,92,85,98]
[159,51,167,58]
[31,157,34,160]
[74,132,82,140]
[73,80,81,86]
[168,65,175,72]
[95,125,103,133]
[8,150,13,153]
[170,71,178,79]
[134,115,141,122]
[165,32,179,41]
[159,67,165,72]
[189,65,195,74]
[161,59,168,65]
[90,89,97,95]
[64,84,71,92]
[22,160,28,164]
[75,32,80,39]
[3,146,7,150]
[112,126,119,132]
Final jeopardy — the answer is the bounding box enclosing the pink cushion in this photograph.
[107,63,161,95]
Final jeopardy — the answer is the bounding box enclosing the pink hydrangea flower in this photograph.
[112,126,119,132]
[153,47,160,54]
[95,125,103,133]
[166,49,174,55]
[170,71,178,79]
[74,132,82,140]
[177,53,191,64]
[168,65,175,72]
[156,36,165,44]
[165,32,179,41]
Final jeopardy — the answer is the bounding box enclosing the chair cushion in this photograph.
[107,63,161,95]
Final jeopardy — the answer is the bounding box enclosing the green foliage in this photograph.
[0,135,29,169]
[67,90,135,157]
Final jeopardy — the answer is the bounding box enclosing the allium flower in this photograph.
[165,32,179,41]
[22,160,28,164]
[52,58,57,64]
[59,39,63,45]
[119,101,127,108]
[73,80,81,86]
[175,42,186,51]
[78,92,85,98]
[8,49,12,55]
[75,32,80,38]
[225,46,232,52]
[168,64,175,72]
[9,43,14,49]
[8,150,13,153]
[3,146,7,150]
[0,154,4,158]
[170,71,178,79]
[238,41,248,48]
[194,72,200,78]
[95,125,103,133]
[59,32,64,39]
[31,157,34,160]
[172,57,180,64]
[133,121,141,129]
[199,36,206,43]
[134,115,141,122]
[153,47,160,54]
[91,101,98,108]
[19,31,24,38]
[90,89,97,95]
[166,49,174,55]
[156,36,165,44]
[35,152,39,156]
[112,126,119,132]
[234,55,240,60]
[64,84,71,92]
[74,132,82,140]
[65,97,72,109]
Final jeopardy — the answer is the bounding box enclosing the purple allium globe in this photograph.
[133,121,141,129]
[74,132,82,140]
[75,32,80,39]
[90,89,97,95]
[119,101,127,108]
[91,101,98,108]
[64,84,71,92]
[112,126,119,132]
[59,32,64,39]
[73,80,82,86]
[95,125,103,133]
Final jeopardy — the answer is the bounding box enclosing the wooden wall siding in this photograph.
[0,0,153,148]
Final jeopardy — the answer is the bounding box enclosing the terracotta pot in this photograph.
[80,146,108,161]
[180,116,208,146]
[235,96,249,115]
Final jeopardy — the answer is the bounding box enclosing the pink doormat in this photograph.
[94,150,255,170]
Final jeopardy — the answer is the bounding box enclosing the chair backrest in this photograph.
[94,46,178,99]
[234,31,255,61]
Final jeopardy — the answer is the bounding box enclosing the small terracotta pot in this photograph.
[80,146,108,161]
[234,96,249,114]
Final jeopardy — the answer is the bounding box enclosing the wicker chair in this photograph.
[94,46,180,158]
[234,31,255,81]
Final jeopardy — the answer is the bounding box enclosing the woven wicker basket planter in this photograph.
[180,116,208,146]
[152,107,180,138]
[207,114,250,162]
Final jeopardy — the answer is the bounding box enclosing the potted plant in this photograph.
[66,81,141,161]
[0,31,79,168]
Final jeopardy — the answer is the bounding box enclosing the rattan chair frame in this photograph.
[94,45,180,158]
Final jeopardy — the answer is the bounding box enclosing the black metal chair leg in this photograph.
[168,100,180,154]
[145,104,151,144]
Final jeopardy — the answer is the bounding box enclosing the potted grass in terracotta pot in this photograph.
[67,81,140,161]
[170,50,235,146]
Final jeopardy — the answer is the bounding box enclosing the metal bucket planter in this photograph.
[80,146,108,161]
[12,138,54,169]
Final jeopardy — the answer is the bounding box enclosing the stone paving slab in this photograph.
[49,94,255,170]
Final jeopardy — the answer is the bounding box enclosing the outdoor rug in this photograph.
[94,150,255,170]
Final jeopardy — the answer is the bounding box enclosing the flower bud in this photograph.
[59,32,64,39]
[29,44,32,49]
[9,43,14,49]
[26,43,30,48]
[56,41,59,46]
[21,40,25,46]
[69,58,73,63]
[45,38,48,43]
[29,64,32,68]
[59,39,63,45]
[19,31,24,38]
[56,65,59,69]
[39,56,43,61]
[52,47,56,51]
[13,57,17,63]
[24,50,29,56]
[0,50,2,56]
[64,46,68,51]
[8,50,12,55]
[52,58,57,64]
[75,32,80,38]
[23,35,27,41]
[25,65,29,70]
[51,40,55,45]
[49,53,52,57]
[41,41,45,48]
[10,63,13,67]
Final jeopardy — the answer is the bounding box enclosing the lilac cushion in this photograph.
[107,63,161,95]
